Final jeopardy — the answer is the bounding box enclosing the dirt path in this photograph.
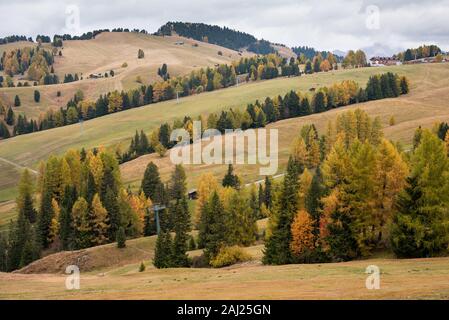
[0,157,37,174]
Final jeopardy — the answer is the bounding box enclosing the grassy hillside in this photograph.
[0,32,247,118]
[1,256,448,299]
[1,63,448,228]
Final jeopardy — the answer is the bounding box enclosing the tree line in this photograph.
[118,72,409,163]
[0,53,303,140]
[156,22,258,51]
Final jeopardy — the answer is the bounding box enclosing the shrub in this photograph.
[210,246,252,268]
[191,254,209,268]
[122,62,128,68]
[139,261,146,272]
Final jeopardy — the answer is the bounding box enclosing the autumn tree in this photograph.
[390,130,449,257]
[290,210,315,261]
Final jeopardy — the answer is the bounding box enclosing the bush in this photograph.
[210,246,252,268]
[122,62,128,68]
[191,254,209,268]
[139,261,146,272]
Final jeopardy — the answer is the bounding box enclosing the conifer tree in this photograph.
[116,226,126,248]
[153,231,173,268]
[6,106,15,125]
[222,164,240,189]
[141,162,164,204]
[37,188,54,248]
[17,169,37,223]
[264,176,272,208]
[390,130,449,257]
[199,192,228,262]
[90,194,110,246]
[14,95,21,107]
[34,90,40,103]
[0,235,7,272]
[171,196,191,267]
[71,197,91,249]
[263,157,301,265]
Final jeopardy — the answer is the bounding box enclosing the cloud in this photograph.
[0,0,447,53]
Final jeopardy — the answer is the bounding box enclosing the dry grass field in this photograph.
[0,218,448,300]
[0,32,248,119]
[1,242,448,299]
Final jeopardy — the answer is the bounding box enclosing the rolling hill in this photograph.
[0,62,448,230]
[0,31,249,119]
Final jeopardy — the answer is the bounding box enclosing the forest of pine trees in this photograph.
[156,22,258,51]
[117,72,409,163]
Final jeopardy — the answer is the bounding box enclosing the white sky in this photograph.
[0,0,448,54]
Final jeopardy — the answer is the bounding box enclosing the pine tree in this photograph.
[37,187,54,249]
[264,176,272,208]
[34,90,40,103]
[171,196,191,267]
[199,192,228,262]
[6,106,15,125]
[141,162,164,204]
[222,164,240,189]
[153,231,173,268]
[263,157,301,265]
[14,95,21,107]
[0,235,7,272]
[116,226,126,248]
[169,164,187,200]
[390,130,449,257]
[17,169,37,223]
[59,185,76,250]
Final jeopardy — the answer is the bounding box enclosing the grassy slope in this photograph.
[2,216,448,299]
[0,63,448,226]
[0,32,247,119]
[1,255,448,299]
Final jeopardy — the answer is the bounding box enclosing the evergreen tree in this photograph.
[6,107,15,125]
[37,187,54,248]
[17,169,37,223]
[199,192,228,262]
[0,235,7,272]
[34,90,40,103]
[264,176,272,208]
[141,162,164,204]
[263,157,301,265]
[222,164,240,189]
[153,231,173,268]
[390,130,449,257]
[169,164,187,200]
[59,185,76,250]
[171,196,191,267]
[14,95,21,107]
[116,226,126,248]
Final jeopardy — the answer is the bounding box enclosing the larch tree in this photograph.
[90,194,109,246]
[290,209,315,260]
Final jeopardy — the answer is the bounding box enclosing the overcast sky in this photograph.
[1,0,448,55]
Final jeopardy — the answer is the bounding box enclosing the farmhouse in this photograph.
[369,56,402,67]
